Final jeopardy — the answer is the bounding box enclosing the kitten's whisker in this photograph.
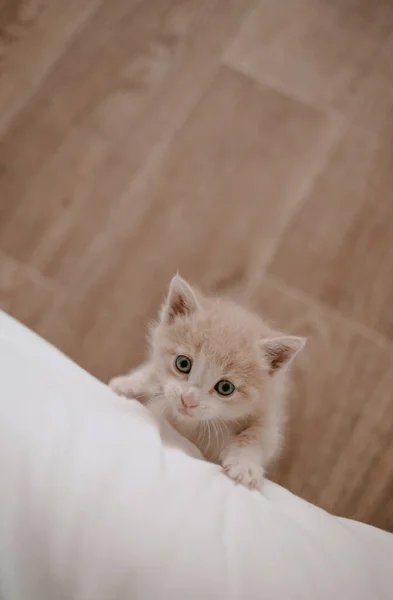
[195,422,204,448]
[206,421,212,455]
[212,419,222,451]
[220,418,228,441]
[211,419,217,443]
[215,418,225,444]
[215,419,222,443]
[217,416,229,436]
[213,417,221,441]
[209,419,216,445]
[199,422,206,449]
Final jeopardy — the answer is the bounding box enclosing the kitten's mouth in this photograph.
[178,405,192,417]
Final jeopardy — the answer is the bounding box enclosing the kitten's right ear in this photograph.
[160,274,200,323]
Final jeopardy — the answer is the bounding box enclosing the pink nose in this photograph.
[181,394,199,409]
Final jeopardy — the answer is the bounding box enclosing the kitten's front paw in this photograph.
[108,376,137,398]
[222,458,264,489]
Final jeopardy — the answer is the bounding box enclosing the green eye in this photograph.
[214,380,235,397]
[175,355,192,374]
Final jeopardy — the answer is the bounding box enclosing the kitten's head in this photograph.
[150,275,305,423]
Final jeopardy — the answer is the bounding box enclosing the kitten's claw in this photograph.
[222,459,264,489]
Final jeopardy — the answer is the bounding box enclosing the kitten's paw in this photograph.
[222,458,264,489]
[108,376,137,398]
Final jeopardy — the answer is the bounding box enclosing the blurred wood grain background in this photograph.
[1,0,393,530]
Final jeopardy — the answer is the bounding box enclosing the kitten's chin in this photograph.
[177,409,218,424]
[174,404,202,421]
[177,405,192,418]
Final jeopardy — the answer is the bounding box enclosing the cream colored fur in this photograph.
[109,275,305,489]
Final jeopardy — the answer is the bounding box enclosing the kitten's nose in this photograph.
[181,390,199,409]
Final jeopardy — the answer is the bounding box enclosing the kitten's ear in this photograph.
[260,335,306,375]
[161,274,200,323]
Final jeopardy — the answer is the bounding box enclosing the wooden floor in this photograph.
[1,0,393,530]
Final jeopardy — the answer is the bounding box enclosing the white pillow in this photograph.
[0,312,392,600]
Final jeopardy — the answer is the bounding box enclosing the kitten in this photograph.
[109,275,305,489]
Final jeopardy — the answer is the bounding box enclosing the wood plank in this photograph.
[268,51,393,339]
[0,0,104,136]
[0,0,158,226]
[225,0,393,110]
[38,67,340,380]
[0,252,62,330]
[0,0,254,281]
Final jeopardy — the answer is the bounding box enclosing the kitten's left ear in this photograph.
[161,274,201,323]
[260,336,306,375]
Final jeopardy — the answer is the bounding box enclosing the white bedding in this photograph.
[0,311,392,600]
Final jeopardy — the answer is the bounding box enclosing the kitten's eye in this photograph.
[214,380,235,397]
[175,355,192,374]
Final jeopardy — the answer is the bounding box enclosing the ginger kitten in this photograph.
[109,275,305,489]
